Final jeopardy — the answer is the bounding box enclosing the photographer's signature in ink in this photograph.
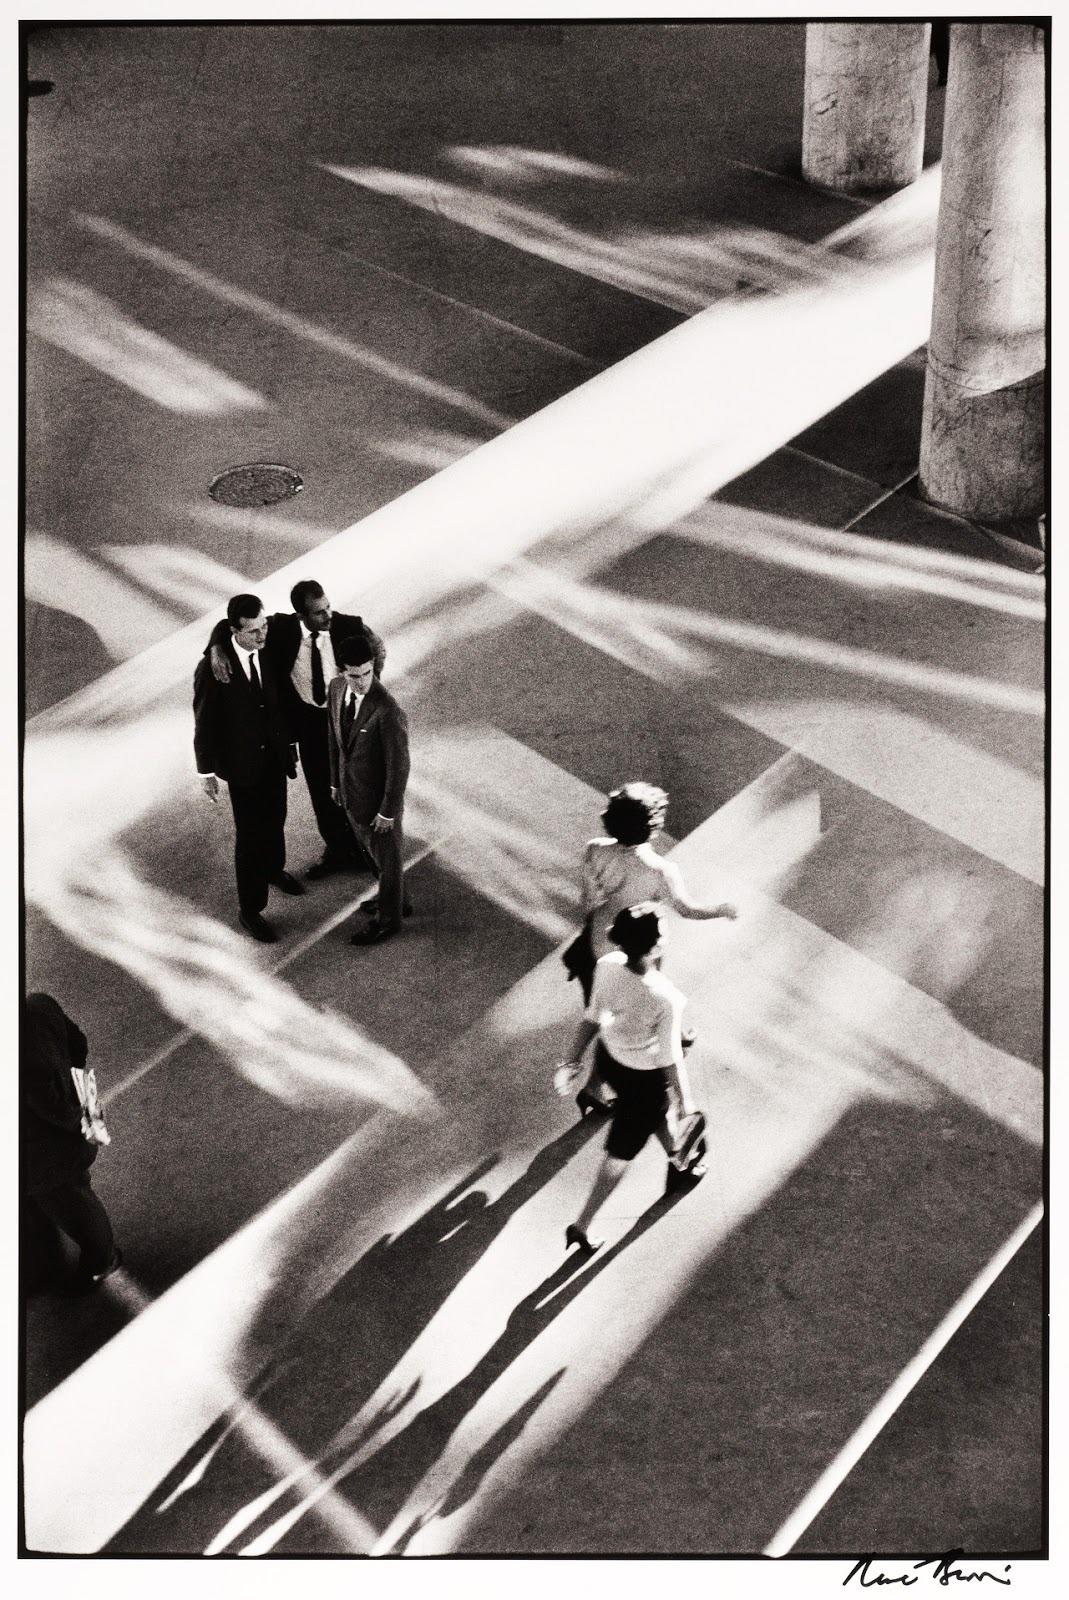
[845,1553,1013,1588]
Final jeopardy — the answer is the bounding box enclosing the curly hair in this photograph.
[608,902,664,961]
[602,782,668,846]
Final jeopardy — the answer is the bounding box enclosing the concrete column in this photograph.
[919,24,1046,521]
[803,23,931,193]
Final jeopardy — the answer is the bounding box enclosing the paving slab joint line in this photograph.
[839,469,920,532]
[719,153,875,209]
[270,205,605,373]
[779,441,886,491]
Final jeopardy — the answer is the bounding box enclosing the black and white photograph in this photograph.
[18,1,1054,1581]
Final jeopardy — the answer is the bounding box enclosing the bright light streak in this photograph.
[73,213,511,432]
[100,543,252,615]
[322,163,875,313]
[25,531,180,660]
[720,699,1045,889]
[764,1202,1044,1557]
[823,164,944,262]
[28,277,269,413]
[372,427,481,472]
[29,843,435,1117]
[444,144,622,184]
[183,500,341,548]
[680,501,1047,619]
[405,727,609,943]
[482,558,1044,716]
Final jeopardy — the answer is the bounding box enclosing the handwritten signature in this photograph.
[845,1554,1013,1588]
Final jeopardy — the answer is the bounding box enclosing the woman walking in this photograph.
[561,904,707,1258]
[563,782,735,1113]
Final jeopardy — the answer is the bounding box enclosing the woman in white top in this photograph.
[564,782,736,1114]
[563,904,700,1257]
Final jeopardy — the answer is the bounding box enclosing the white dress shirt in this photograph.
[292,620,338,706]
[232,641,263,682]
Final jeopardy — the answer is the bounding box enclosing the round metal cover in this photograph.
[209,463,303,507]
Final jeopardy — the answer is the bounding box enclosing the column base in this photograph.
[919,368,1045,522]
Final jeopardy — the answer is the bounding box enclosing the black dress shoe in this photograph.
[565,1224,603,1257]
[348,920,397,946]
[306,852,353,880]
[240,910,278,943]
[363,896,414,917]
[60,1248,124,1296]
[270,872,306,896]
[665,1160,708,1196]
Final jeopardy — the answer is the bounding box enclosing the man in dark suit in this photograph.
[194,593,301,942]
[207,579,386,880]
[328,633,411,945]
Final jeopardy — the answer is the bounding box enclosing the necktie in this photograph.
[248,653,263,704]
[342,691,357,732]
[310,629,326,705]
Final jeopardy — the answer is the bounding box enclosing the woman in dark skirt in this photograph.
[562,904,705,1257]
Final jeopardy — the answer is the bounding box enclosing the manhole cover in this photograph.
[209,463,304,507]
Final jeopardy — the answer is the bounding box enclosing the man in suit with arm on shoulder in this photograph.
[206,579,386,879]
[194,593,301,943]
[328,633,411,945]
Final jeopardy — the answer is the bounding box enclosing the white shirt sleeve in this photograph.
[658,858,689,909]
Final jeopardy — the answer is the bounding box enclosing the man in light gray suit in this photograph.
[328,633,411,945]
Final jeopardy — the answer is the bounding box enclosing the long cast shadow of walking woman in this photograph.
[281,1182,692,1554]
[129,1116,604,1549]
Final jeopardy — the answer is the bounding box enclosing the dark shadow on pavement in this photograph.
[270,1182,691,1554]
[105,1118,603,1552]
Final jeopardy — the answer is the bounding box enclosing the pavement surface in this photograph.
[22,21,1045,1560]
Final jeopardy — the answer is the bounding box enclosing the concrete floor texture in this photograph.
[22,22,1045,1561]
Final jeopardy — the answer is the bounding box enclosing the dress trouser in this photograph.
[353,813,405,931]
[292,699,359,859]
[30,1170,116,1276]
[228,761,288,915]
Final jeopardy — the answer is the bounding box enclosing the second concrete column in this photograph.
[803,22,931,193]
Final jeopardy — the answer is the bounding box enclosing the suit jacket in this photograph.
[22,993,95,1194]
[193,640,295,785]
[327,676,410,825]
[207,611,386,735]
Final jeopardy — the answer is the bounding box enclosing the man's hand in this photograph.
[202,775,220,803]
[371,813,394,833]
[330,785,340,805]
[209,644,232,685]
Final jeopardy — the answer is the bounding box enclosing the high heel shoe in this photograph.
[565,1224,603,1257]
[576,1088,613,1119]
